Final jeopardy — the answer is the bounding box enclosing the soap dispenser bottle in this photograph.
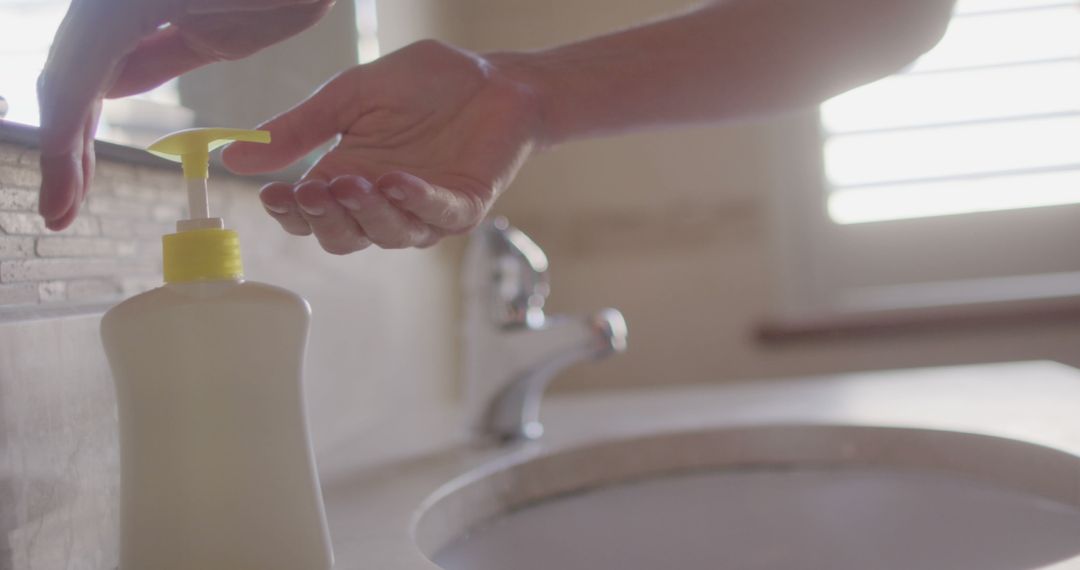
[100,128,334,570]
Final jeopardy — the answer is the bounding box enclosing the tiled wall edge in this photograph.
[0,141,181,314]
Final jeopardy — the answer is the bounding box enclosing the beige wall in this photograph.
[439,0,1080,392]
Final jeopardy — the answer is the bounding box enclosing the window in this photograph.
[770,0,1080,320]
[0,0,189,146]
[356,0,380,64]
[823,0,1080,224]
[0,0,69,127]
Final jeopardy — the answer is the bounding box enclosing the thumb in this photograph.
[221,69,360,174]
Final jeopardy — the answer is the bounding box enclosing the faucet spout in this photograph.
[462,218,628,444]
[483,309,627,441]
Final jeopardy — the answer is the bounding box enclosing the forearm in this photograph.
[492,0,954,146]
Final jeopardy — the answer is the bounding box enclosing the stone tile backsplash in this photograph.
[0,141,178,310]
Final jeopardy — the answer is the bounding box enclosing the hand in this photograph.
[38,0,335,230]
[221,40,543,253]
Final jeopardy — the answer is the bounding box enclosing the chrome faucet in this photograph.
[462,217,628,443]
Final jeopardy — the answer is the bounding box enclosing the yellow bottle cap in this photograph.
[147,128,270,283]
[162,228,243,283]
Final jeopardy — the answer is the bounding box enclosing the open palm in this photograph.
[222,40,542,252]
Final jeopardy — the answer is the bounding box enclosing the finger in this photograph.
[329,175,434,249]
[38,1,148,228]
[374,171,487,233]
[39,151,81,230]
[260,182,312,235]
[41,99,97,230]
[77,101,100,213]
[47,97,103,230]
[47,206,81,234]
[221,68,361,174]
[294,179,372,255]
[39,3,127,145]
[107,26,215,98]
[413,227,444,249]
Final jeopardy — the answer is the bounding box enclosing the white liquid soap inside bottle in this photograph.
[100,128,334,570]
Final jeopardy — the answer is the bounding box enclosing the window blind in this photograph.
[820,1,1080,223]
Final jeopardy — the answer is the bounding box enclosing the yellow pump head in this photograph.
[147,128,270,283]
[147,127,270,180]
[148,128,270,223]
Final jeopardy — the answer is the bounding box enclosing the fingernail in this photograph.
[264,203,290,214]
[385,186,406,201]
[298,202,325,216]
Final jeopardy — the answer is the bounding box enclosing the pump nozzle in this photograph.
[148,128,269,284]
[147,128,270,230]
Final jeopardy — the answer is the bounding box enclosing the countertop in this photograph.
[317,360,1080,569]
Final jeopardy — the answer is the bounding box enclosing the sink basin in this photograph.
[435,468,1080,570]
[314,362,1080,569]
[416,425,1080,570]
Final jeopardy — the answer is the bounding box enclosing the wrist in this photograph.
[484,50,563,150]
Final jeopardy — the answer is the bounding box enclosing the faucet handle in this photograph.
[488,217,551,327]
